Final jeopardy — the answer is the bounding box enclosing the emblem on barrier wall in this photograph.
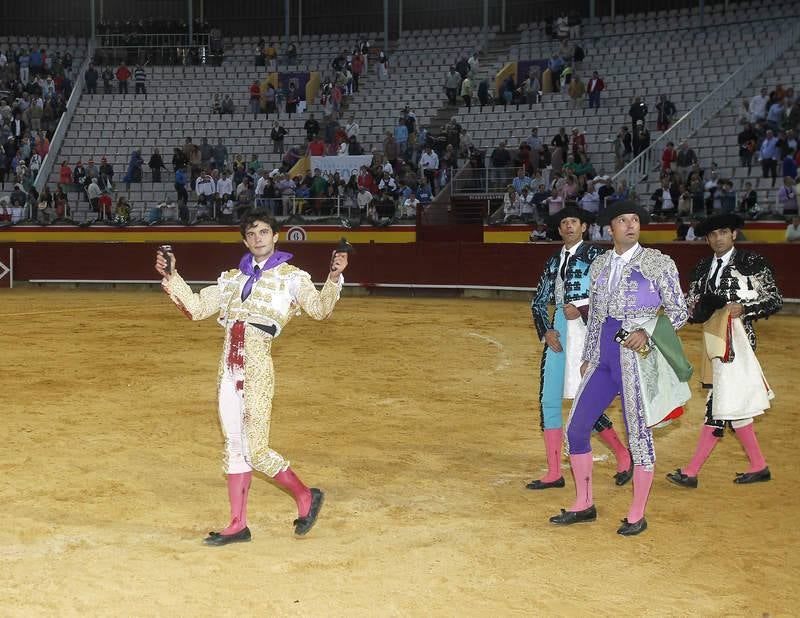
[286,226,307,242]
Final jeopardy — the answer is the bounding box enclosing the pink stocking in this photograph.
[541,428,564,482]
[273,467,313,517]
[682,425,720,477]
[627,466,654,524]
[220,472,252,535]
[597,427,631,473]
[734,423,767,473]
[569,453,594,511]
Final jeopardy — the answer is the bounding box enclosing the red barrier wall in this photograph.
[2,241,798,297]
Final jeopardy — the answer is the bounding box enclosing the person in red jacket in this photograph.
[586,71,605,111]
[115,62,131,94]
[249,80,261,116]
[661,141,677,174]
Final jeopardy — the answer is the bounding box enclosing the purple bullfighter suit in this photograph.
[565,245,689,470]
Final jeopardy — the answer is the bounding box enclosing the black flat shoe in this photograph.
[614,462,634,486]
[549,505,597,525]
[733,467,771,484]
[294,488,325,536]
[203,526,251,546]
[666,468,698,488]
[526,476,566,490]
[617,517,647,536]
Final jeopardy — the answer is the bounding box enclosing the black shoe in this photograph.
[202,526,251,546]
[617,517,648,536]
[526,476,565,490]
[294,488,325,536]
[549,505,597,525]
[614,461,634,486]
[666,468,698,488]
[733,467,771,484]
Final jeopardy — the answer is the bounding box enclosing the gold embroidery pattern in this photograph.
[240,326,289,477]
[163,272,221,321]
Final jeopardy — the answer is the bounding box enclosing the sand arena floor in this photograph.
[0,288,797,617]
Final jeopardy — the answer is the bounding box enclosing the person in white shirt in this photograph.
[216,171,234,215]
[356,186,373,216]
[579,183,600,214]
[419,146,439,190]
[749,87,769,123]
[345,118,359,139]
[785,215,800,241]
[403,194,420,218]
[195,171,217,205]
[254,170,269,198]
[519,187,535,222]
[378,173,397,194]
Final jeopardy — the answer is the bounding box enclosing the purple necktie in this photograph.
[240,265,260,301]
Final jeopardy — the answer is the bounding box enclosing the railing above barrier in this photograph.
[612,20,800,194]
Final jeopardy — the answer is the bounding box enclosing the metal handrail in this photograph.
[611,21,800,194]
[34,40,94,196]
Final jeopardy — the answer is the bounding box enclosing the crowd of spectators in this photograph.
[0,44,76,221]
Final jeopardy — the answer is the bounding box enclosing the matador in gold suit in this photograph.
[156,211,348,546]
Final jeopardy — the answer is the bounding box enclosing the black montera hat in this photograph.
[547,202,594,228]
[597,200,651,226]
[694,213,744,238]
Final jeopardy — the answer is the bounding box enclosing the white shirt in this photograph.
[255,176,269,196]
[785,224,800,241]
[709,247,734,289]
[662,188,674,210]
[749,94,768,119]
[215,177,232,196]
[195,176,216,196]
[420,151,439,171]
[579,191,599,213]
[346,122,359,138]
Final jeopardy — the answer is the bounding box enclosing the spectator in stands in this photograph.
[655,95,676,131]
[18,49,30,84]
[548,54,564,92]
[652,177,679,218]
[87,177,102,214]
[101,66,114,94]
[737,123,758,174]
[489,141,511,189]
[175,165,189,208]
[221,94,235,114]
[197,137,211,170]
[270,121,287,155]
[633,123,650,156]
[302,113,319,141]
[72,160,87,190]
[676,140,698,182]
[567,70,584,108]
[445,67,461,106]
[134,64,146,96]
[759,129,779,187]
[783,150,798,180]
[123,149,143,188]
[195,170,216,206]
[512,167,532,194]
[777,176,798,216]
[99,156,113,187]
[551,127,569,160]
[460,74,473,110]
[766,98,785,132]
[248,154,262,176]
[661,141,677,174]
[85,63,98,94]
[740,181,757,214]
[749,87,769,123]
[249,80,261,116]
[785,215,800,241]
[351,52,364,92]
[629,96,648,134]
[212,137,228,170]
[115,62,131,94]
[586,71,604,111]
[53,185,69,219]
[394,118,409,158]
[59,161,71,185]
[377,50,389,80]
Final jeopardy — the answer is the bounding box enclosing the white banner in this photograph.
[309,155,373,179]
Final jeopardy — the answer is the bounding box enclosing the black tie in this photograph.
[708,258,723,291]
[560,251,570,280]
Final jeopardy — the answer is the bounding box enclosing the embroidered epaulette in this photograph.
[638,248,675,280]
[589,251,611,279]
[733,250,772,276]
